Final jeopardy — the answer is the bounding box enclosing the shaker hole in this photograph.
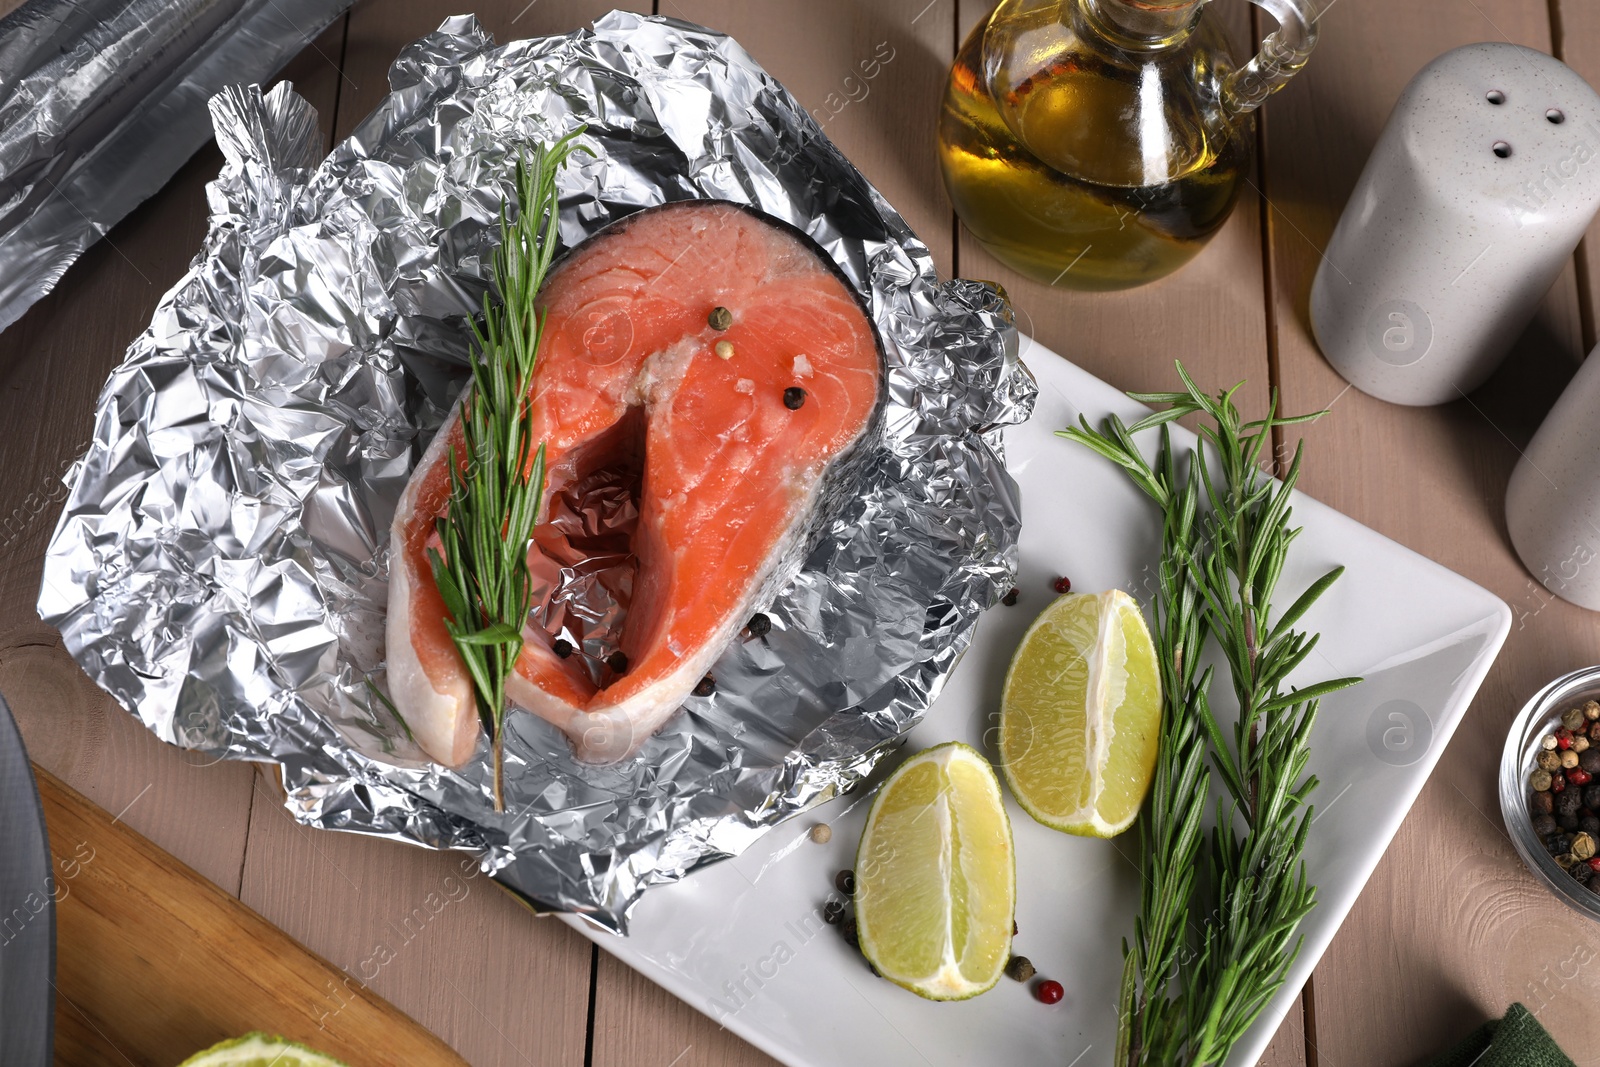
[1493,141,1513,158]
[1487,90,1506,105]
[1549,108,1566,124]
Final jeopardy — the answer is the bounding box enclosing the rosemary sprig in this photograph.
[1109,421,1213,1067]
[1061,362,1361,1067]
[429,130,588,811]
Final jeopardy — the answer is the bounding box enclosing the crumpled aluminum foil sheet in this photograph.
[38,11,1036,932]
[0,0,353,334]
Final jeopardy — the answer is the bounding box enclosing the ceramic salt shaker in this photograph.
[1507,345,1600,609]
[1312,43,1600,406]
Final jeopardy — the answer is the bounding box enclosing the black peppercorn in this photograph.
[783,386,807,410]
[747,612,772,637]
[1574,861,1594,885]
[1533,813,1559,837]
[1581,749,1600,775]
[835,869,856,896]
[553,638,573,659]
[1002,587,1020,607]
[1547,833,1574,856]
[1558,813,1581,832]
[693,674,715,697]
[607,650,629,673]
[708,306,733,330]
[1531,791,1555,815]
[841,917,859,947]
[1005,955,1036,982]
[1582,812,1600,837]
[1585,783,1600,810]
[823,899,846,925]
[1559,788,1584,819]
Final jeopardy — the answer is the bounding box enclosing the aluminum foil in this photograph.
[38,12,1036,932]
[0,0,354,334]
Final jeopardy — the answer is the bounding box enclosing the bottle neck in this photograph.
[1080,0,1204,47]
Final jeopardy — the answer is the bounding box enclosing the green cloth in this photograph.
[1425,1004,1575,1067]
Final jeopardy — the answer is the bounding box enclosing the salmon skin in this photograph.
[387,200,886,766]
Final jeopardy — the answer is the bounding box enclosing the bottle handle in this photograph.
[1222,0,1319,115]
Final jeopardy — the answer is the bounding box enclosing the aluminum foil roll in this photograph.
[0,0,354,333]
[39,11,1036,932]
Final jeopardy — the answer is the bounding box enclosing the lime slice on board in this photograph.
[855,741,1015,1000]
[999,589,1162,838]
[178,1033,350,1067]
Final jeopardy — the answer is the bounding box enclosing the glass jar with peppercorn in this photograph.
[1501,666,1600,919]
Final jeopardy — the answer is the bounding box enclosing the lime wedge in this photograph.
[855,741,1015,1000]
[999,589,1162,838]
[178,1033,349,1067]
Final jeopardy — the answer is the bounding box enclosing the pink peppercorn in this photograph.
[1034,979,1064,1004]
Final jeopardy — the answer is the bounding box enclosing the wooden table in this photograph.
[2,0,1598,1064]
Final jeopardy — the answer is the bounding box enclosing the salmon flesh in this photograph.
[387,201,885,765]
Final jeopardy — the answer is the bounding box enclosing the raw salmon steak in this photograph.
[387,201,885,766]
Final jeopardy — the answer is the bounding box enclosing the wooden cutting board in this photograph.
[35,766,468,1067]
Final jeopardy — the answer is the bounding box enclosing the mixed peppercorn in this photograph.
[1001,575,1075,608]
[1528,699,1600,892]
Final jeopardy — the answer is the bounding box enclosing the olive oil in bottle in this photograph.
[939,0,1291,292]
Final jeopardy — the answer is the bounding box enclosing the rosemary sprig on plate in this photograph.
[1093,415,1212,1067]
[1061,362,1360,1067]
[428,130,588,811]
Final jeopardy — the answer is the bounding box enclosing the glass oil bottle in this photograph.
[939,0,1318,291]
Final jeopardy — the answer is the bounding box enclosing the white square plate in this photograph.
[561,345,1511,1067]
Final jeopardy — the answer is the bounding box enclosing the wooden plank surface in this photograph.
[39,765,466,1067]
[241,770,593,1067]
[1263,0,1600,1064]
